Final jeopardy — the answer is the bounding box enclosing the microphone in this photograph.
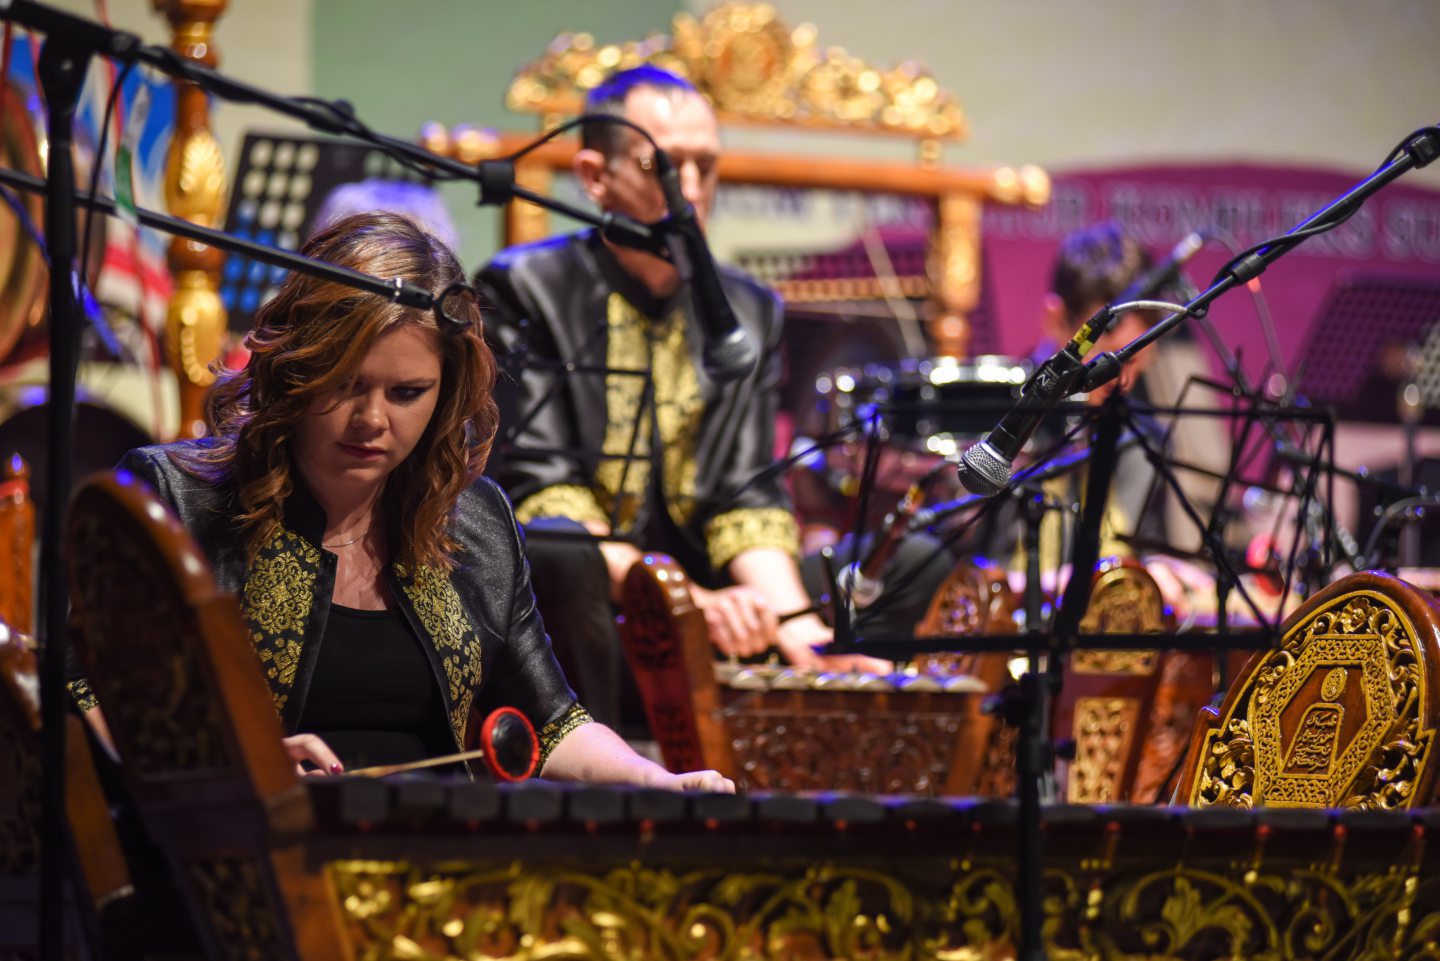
[1119,229,1209,303]
[958,229,1215,494]
[837,460,946,609]
[956,306,1111,496]
[922,431,1143,527]
[652,153,758,383]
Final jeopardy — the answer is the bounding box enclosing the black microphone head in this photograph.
[957,440,1011,496]
[702,325,758,382]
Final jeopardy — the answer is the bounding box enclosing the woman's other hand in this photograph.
[659,768,736,793]
[283,732,343,776]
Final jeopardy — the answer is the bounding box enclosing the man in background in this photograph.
[1009,221,1226,605]
[478,66,946,728]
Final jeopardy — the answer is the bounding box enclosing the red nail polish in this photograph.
[330,763,343,774]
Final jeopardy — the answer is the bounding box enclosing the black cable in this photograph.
[1206,126,1440,291]
[0,183,45,253]
[1379,124,1440,170]
[76,58,132,324]
[500,112,664,161]
[1207,207,1362,290]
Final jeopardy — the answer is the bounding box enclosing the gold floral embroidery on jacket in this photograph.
[243,529,319,715]
[594,293,703,532]
[66,677,97,714]
[515,484,609,526]
[398,564,483,743]
[705,507,801,571]
[538,703,593,765]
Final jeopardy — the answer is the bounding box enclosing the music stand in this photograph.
[218,132,432,332]
[1297,271,1440,425]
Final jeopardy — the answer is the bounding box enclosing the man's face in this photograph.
[603,86,721,228]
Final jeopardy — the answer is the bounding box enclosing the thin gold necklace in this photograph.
[322,527,370,549]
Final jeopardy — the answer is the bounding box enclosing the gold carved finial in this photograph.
[153,0,230,438]
[507,3,968,140]
[0,454,34,633]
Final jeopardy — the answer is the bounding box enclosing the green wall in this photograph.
[312,0,681,269]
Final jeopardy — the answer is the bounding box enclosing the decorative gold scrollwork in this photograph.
[68,512,231,776]
[1068,697,1142,804]
[320,855,1440,960]
[1194,590,1434,809]
[507,3,967,140]
[329,860,919,961]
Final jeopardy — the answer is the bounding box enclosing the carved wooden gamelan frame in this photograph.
[421,2,1049,358]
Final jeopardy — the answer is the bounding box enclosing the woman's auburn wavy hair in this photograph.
[173,211,498,571]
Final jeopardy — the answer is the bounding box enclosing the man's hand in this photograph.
[775,613,892,675]
[690,584,778,657]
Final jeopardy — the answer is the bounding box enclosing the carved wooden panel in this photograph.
[1186,573,1440,810]
[0,458,33,635]
[1060,558,1172,803]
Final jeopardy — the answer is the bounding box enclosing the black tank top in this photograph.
[296,604,453,770]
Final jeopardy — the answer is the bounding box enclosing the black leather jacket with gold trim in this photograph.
[477,230,800,575]
[102,442,589,764]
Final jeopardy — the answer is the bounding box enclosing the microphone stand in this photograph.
[35,33,87,961]
[1082,127,1440,395]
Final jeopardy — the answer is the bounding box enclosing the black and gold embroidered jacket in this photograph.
[70,443,590,767]
[477,230,799,577]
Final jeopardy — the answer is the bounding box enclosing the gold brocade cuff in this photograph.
[537,703,593,766]
[67,677,97,714]
[515,485,610,527]
[704,507,801,571]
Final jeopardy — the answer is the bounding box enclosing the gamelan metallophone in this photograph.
[301,778,1440,960]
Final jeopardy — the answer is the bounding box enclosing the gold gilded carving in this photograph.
[1193,591,1434,809]
[329,860,918,961]
[322,855,1440,960]
[166,269,225,388]
[971,720,1019,798]
[0,699,40,875]
[185,855,288,961]
[0,457,34,634]
[1283,666,1346,775]
[68,512,231,775]
[928,193,981,357]
[1071,649,1159,675]
[675,5,798,120]
[1197,716,1256,808]
[506,162,553,247]
[154,0,230,434]
[164,127,227,228]
[725,707,964,794]
[1073,564,1167,675]
[1067,696,1141,804]
[508,4,966,140]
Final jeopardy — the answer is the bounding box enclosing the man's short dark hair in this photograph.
[1050,221,1151,322]
[581,64,699,156]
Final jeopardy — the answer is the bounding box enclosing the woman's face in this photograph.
[293,323,444,496]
